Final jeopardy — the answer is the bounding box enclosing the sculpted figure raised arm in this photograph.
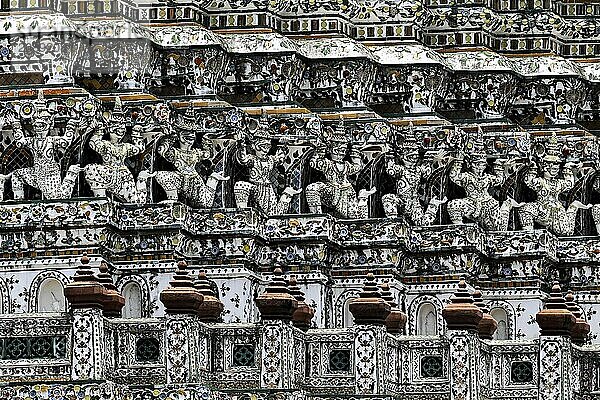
[154,105,229,207]
[305,118,376,219]
[382,123,447,225]
[446,135,521,231]
[518,133,590,236]
[233,111,301,215]
[7,90,84,200]
[84,97,153,203]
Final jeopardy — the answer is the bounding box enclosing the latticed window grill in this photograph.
[135,337,160,363]
[511,361,533,383]
[420,355,443,378]
[232,344,255,367]
[328,349,351,372]
[0,336,66,359]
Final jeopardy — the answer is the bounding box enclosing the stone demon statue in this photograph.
[447,134,522,231]
[382,123,446,225]
[518,133,590,236]
[306,118,375,219]
[4,90,84,200]
[84,97,153,203]
[233,111,301,215]
[154,105,229,207]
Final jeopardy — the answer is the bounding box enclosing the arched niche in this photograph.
[122,281,143,318]
[416,302,438,336]
[491,307,509,340]
[37,278,66,313]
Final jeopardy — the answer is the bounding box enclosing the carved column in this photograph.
[71,307,105,381]
[64,254,106,381]
[349,274,391,395]
[259,319,295,390]
[447,330,479,400]
[255,268,298,389]
[353,324,388,395]
[160,260,204,384]
[443,280,483,400]
[536,284,576,400]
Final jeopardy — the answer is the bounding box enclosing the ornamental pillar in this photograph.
[349,274,391,395]
[443,280,483,400]
[536,284,576,400]
[473,288,497,340]
[255,268,297,390]
[160,259,204,384]
[64,253,106,381]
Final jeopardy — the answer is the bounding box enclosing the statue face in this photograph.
[32,112,52,138]
[404,152,419,166]
[253,138,271,156]
[109,123,126,142]
[331,143,347,161]
[544,162,560,178]
[472,158,487,175]
[178,129,195,146]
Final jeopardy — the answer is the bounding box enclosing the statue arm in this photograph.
[53,119,78,148]
[524,167,541,191]
[309,152,328,172]
[11,119,30,148]
[128,134,145,157]
[236,144,254,166]
[386,158,402,177]
[561,167,576,191]
[448,160,465,186]
[157,137,176,162]
[274,147,286,165]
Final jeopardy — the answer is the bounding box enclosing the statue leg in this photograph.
[0,173,11,201]
[306,182,329,214]
[496,198,524,231]
[234,181,254,209]
[114,172,138,203]
[155,171,182,202]
[11,167,36,200]
[593,204,600,234]
[55,164,84,199]
[203,172,230,208]
[447,199,467,224]
[356,187,376,219]
[274,187,302,215]
[558,201,593,236]
[134,170,156,204]
[422,197,447,226]
[518,203,537,230]
[382,193,400,218]
[84,164,110,197]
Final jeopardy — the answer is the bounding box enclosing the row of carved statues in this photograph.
[1,92,600,237]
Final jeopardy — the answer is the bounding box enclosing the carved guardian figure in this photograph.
[382,124,446,225]
[305,118,375,219]
[154,106,229,207]
[447,135,521,231]
[233,112,301,215]
[7,90,83,200]
[84,97,153,203]
[518,134,590,236]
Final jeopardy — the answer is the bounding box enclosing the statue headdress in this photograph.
[20,89,54,120]
[466,126,487,160]
[250,109,272,141]
[329,116,349,144]
[106,96,125,125]
[173,104,197,132]
[542,132,562,163]
[401,122,420,156]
